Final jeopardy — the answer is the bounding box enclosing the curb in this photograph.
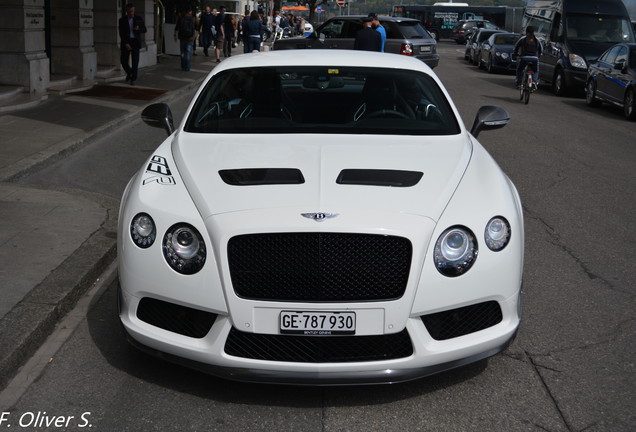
[0,72,207,390]
[0,75,205,183]
[0,192,119,391]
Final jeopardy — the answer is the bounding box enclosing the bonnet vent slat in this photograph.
[219,168,305,186]
[336,169,423,187]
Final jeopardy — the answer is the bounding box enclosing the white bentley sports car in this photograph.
[118,50,524,385]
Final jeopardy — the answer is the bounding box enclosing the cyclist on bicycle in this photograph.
[514,26,543,89]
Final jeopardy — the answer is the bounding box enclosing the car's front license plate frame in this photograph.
[280,311,356,335]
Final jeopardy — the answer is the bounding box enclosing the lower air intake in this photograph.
[136,297,217,339]
[224,328,413,363]
[421,301,503,340]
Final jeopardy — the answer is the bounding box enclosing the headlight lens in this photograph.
[485,216,511,251]
[434,226,478,277]
[163,223,206,274]
[130,213,156,249]
[569,53,587,69]
[501,52,509,59]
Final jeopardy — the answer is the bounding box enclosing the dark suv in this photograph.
[451,20,500,44]
[273,16,439,68]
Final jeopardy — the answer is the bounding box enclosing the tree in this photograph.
[296,0,331,24]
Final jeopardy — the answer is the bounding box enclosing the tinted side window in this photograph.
[485,22,498,30]
[319,20,345,38]
[602,46,621,65]
[615,46,628,65]
[343,21,363,38]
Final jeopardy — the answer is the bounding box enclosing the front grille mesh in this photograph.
[421,301,503,340]
[136,297,217,338]
[227,233,412,302]
[224,328,413,363]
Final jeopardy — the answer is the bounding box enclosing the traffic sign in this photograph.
[336,0,346,7]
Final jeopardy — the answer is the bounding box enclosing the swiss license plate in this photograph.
[280,311,356,335]
[420,46,431,53]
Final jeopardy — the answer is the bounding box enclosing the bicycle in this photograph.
[519,63,537,105]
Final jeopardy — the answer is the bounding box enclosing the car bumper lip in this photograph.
[123,324,519,385]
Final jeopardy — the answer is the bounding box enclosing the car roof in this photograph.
[329,15,421,24]
[210,49,433,72]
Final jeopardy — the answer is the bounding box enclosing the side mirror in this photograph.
[141,103,174,136]
[470,105,509,138]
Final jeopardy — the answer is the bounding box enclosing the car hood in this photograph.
[172,133,472,221]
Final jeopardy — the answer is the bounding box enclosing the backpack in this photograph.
[178,15,195,39]
[523,36,538,56]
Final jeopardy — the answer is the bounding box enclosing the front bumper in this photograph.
[119,285,522,385]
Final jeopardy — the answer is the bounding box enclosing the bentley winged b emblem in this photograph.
[301,212,339,222]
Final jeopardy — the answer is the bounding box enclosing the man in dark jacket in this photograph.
[118,3,147,85]
[354,17,382,52]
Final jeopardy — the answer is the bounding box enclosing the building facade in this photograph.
[0,0,157,96]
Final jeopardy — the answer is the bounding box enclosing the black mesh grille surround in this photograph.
[227,233,412,302]
[421,301,503,341]
[224,328,413,363]
[136,297,217,338]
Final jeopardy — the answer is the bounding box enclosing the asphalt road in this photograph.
[5,42,636,432]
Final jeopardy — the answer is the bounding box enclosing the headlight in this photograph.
[569,53,587,69]
[484,216,511,251]
[434,226,478,277]
[130,213,156,249]
[501,52,509,60]
[163,223,206,274]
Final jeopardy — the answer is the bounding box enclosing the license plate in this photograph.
[420,46,431,53]
[280,311,356,335]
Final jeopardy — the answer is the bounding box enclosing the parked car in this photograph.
[586,43,636,120]
[465,29,505,65]
[273,15,439,68]
[479,32,520,73]
[451,19,500,44]
[122,50,524,385]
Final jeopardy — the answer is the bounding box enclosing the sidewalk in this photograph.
[0,51,220,389]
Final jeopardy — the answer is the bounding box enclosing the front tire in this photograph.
[624,88,636,121]
[553,69,568,96]
[586,79,601,107]
[487,55,495,73]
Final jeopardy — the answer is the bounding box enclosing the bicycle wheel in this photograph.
[519,86,524,100]
[523,88,530,104]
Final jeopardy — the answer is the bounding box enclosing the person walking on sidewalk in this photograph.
[245,10,264,53]
[199,5,216,56]
[118,3,146,85]
[214,6,226,62]
[174,7,197,71]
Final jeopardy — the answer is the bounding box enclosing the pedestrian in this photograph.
[174,7,196,71]
[245,10,264,53]
[118,3,146,85]
[368,13,386,52]
[199,5,216,56]
[223,13,235,58]
[354,16,382,52]
[214,6,226,62]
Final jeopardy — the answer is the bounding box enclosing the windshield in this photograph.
[494,34,518,45]
[185,66,460,136]
[396,21,430,39]
[565,14,635,43]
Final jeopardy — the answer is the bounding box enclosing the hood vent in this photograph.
[219,168,305,186]
[336,169,423,187]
